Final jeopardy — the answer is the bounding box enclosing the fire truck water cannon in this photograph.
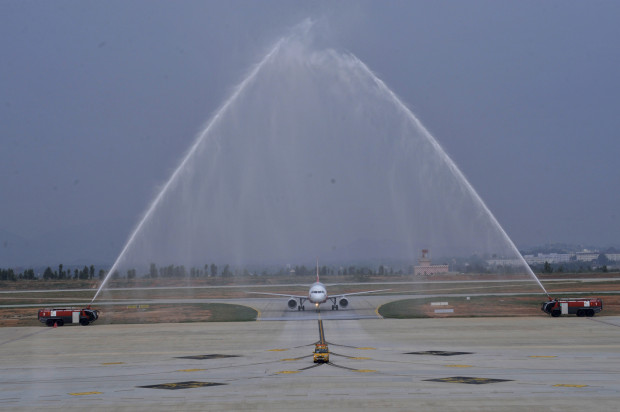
[541,297,602,318]
[38,306,100,326]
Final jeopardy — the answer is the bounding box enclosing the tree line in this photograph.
[42,264,105,280]
[0,262,407,282]
[0,264,106,282]
[0,268,35,281]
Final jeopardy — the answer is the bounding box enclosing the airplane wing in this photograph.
[246,291,307,299]
[329,288,391,299]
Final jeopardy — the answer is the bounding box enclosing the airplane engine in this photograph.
[338,298,349,308]
[288,298,298,309]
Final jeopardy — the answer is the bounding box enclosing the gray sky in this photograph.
[1,1,619,267]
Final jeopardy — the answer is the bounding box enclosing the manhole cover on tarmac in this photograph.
[139,381,226,390]
[406,351,473,356]
[176,354,239,360]
[425,376,512,385]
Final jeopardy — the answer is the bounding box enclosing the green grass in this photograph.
[206,303,258,322]
[379,295,553,319]
[95,303,259,324]
[378,299,429,319]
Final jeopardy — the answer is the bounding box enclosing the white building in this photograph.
[575,251,599,262]
[605,253,620,262]
[523,253,573,265]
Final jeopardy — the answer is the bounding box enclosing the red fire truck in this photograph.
[541,298,602,317]
[38,307,99,326]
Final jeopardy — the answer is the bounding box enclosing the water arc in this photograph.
[93,27,548,302]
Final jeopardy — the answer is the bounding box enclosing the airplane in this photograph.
[248,262,390,311]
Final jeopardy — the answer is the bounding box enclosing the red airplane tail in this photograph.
[316,259,320,283]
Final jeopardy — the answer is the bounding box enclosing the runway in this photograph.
[1,298,620,411]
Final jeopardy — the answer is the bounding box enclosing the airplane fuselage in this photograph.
[308,282,327,304]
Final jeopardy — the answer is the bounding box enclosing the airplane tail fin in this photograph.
[316,259,320,283]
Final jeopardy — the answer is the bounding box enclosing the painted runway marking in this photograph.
[553,384,588,388]
[407,351,473,356]
[445,364,473,368]
[69,392,103,396]
[276,370,300,374]
[299,364,322,371]
[177,369,206,372]
[318,319,326,343]
[529,355,557,358]
[357,347,376,350]
[101,362,124,365]
[268,348,288,352]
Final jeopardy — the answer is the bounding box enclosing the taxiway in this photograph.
[1,299,619,411]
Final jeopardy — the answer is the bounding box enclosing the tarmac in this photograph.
[1,297,620,411]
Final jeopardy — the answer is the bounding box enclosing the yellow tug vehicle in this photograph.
[313,343,329,363]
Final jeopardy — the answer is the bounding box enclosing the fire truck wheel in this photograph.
[80,318,90,326]
[56,319,64,326]
[576,309,584,317]
[586,309,595,317]
[551,310,561,317]
[46,319,54,327]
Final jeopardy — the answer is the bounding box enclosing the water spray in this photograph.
[91,20,551,304]
[90,36,288,304]
[348,54,551,299]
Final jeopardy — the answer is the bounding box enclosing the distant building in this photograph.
[605,253,620,262]
[487,258,522,267]
[414,249,449,276]
[523,253,573,265]
[489,250,618,267]
[575,251,599,262]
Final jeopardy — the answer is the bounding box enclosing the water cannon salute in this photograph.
[93,19,550,305]
[3,4,618,410]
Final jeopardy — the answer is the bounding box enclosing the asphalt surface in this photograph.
[1,297,620,411]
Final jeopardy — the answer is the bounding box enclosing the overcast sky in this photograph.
[1,1,619,267]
